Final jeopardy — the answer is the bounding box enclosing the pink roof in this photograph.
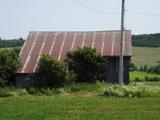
[18,30,132,73]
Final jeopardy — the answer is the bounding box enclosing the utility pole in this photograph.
[119,0,125,85]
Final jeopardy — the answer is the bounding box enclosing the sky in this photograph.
[0,0,160,39]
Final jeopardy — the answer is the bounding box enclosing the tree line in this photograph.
[132,33,160,47]
[0,38,24,48]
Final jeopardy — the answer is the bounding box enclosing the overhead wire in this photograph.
[73,0,119,15]
[73,0,160,19]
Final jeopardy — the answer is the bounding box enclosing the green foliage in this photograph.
[0,82,160,98]
[63,81,106,93]
[66,47,107,83]
[104,83,146,97]
[130,71,160,82]
[132,33,160,47]
[137,62,160,74]
[35,54,66,88]
[0,48,20,86]
[65,70,77,84]
[0,38,24,48]
[147,61,160,74]
[0,87,27,98]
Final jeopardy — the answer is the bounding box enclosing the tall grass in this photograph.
[0,82,160,98]
[0,87,27,97]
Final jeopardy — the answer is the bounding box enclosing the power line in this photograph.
[73,0,160,18]
[73,0,119,15]
[126,9,160,18]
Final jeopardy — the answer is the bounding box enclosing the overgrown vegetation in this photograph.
[129,61,160,82]
[104,83,146,97]
[139,62,160,74]
[130,71,160,82]
[0,38,24,48]
[1,82,160,98]
[132,33,160,47]
[0,48,20,86]
[66,47,107,83]
[35,54,66,88]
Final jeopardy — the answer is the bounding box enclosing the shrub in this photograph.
[35,54,66,88]
[104,83,146,97]
[66,47,107,83]
[134,77,142,82]
[0,48,20,86]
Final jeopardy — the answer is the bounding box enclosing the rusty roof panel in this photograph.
[50,32,65,60]
[103,32,112,56]
[113,32,120,56]
[84,32,94,48]
[40,32,53,55]
[61,32,74,61]
[72,32,84,50]
[17,30,132,73]
[94,32,103,54]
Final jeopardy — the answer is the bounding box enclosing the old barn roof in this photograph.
[18,30,132,73]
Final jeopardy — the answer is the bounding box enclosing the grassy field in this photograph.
[132,47,160,67]
[0,82,160,120]
[0,95,160,120]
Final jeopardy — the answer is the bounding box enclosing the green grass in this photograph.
[132,47,160,67]
[0,82,160,120]
[0,95,160,120]
[130,71,160,81]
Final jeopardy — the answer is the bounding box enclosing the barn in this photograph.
[16,30,132,87]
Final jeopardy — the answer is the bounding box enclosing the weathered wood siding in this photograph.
[106,57,130,84]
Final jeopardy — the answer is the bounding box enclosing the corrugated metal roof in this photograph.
[18,30,132,73]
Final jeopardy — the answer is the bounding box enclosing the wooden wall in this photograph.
[106,57,130,84]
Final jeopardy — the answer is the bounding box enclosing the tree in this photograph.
[0,49,20,86]
[35,54,66,88]
[66,47,107,83]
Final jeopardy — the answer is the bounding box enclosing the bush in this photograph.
[104,83,146,97]
[134,77,142,82]
[35,54,66,88]
[0,87,27,98]
[66,47,107,83]
[0,48,20,86]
